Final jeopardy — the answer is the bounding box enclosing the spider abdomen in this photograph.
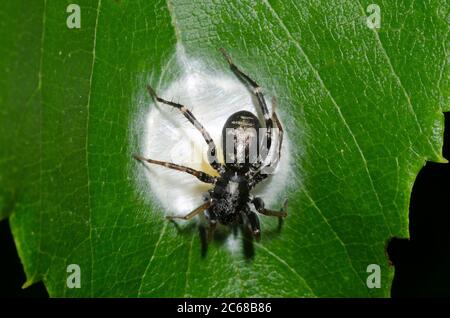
[222,110,261,173]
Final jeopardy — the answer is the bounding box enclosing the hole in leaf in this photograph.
[388,113,450,297]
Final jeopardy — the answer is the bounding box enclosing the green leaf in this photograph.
[0,0,448,297]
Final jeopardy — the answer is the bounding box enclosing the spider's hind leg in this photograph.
[146,85,224,173]
[220,48,274,152]
[268,96,284,169]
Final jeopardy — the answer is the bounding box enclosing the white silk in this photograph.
[134,45,295,219]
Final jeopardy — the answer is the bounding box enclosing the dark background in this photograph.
[388,112,450,297]
[1,113,449,298]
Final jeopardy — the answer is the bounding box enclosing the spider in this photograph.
[134,48,287,242]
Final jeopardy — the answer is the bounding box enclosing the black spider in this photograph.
[134,49,287,242]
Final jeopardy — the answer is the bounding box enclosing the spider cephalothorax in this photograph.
[134,49,287,242]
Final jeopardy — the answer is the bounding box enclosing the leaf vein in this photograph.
[137,221,168,297]
[302,188,369,295]
[256,244,316,297]
[86,0,102,297]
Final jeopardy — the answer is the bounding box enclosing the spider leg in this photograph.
[207,220,217,242]
[133,155,216,184]
[220,48,274,153]
[258,96,284,173]
[166,201,213,220]
[252,197,288,218]
[270,96,284,166]
[249,171,268,189]
[246,210,261,242]
[147,85,224,173]
[249,97,284,186]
